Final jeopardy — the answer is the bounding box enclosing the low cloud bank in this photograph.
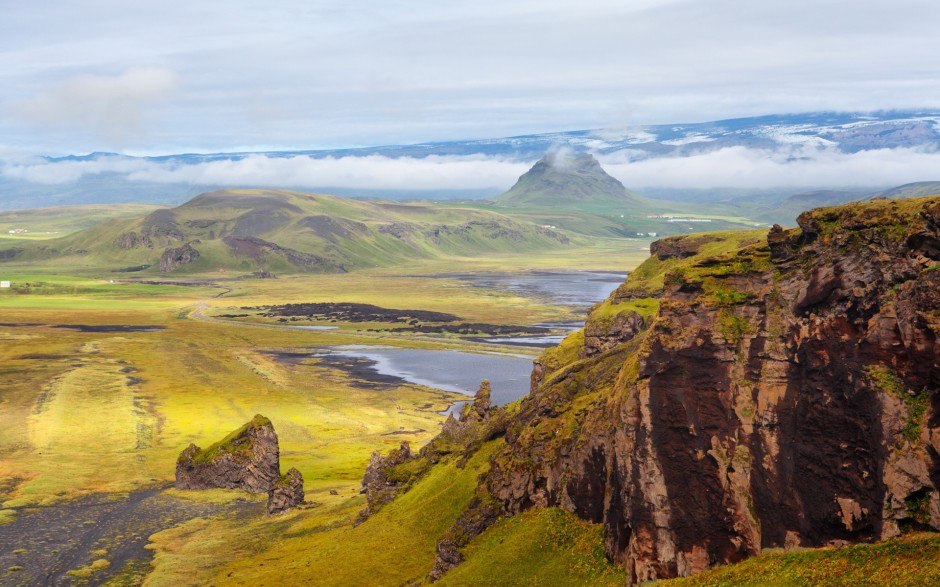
[603,145,940,189]
[3,145,940,193]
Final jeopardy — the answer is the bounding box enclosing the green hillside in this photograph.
[0,189,572,275]
[0,203,160,240]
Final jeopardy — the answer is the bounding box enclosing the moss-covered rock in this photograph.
[175,414,280,493]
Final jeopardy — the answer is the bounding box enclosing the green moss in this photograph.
[718,310,753,344]
[865,366,927,444]
[66,558,111,578]
[190,414,271,465]
[710,286,753,306]
[905,491,932,527]
[439,508,623,586]
[384,458,433,488]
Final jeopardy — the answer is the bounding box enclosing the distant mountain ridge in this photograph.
[3,110,940,212]
[0,189,572,275]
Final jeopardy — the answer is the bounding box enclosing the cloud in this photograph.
[1,153,530,191]
[601,146,940,189]
[5,145,940,195]
[15,67,180,145]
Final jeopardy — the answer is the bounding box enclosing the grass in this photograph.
[0,203,160,238]
[66,557,111,578]
[661,533,940,587]
[439,508,624,586]
[147,442,499,586]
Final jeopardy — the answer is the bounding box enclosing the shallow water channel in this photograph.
[314,270,628,414]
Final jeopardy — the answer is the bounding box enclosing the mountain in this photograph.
[364,195,940,582]
[495,152,645,210]
[872,181,940,200]
[3,110,940,211]
[755,181,940,224]
[0,189,571,275]
[754,189,871,224]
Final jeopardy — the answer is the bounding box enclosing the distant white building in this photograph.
[0,281,10,288]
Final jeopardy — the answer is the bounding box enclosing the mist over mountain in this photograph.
[2,110,940,212]
[496,152,645,209]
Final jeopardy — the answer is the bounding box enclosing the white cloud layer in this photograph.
[1,154,530,190]
[4,146,940,192]
[602,146,940,189]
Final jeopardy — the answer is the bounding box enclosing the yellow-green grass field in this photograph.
[3,236,937,586]
[0,244,649,512]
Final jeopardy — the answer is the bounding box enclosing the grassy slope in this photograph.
[0,203,160,239]
[147,443,626,587]
[0,189,575,275]
[661,533,940,587]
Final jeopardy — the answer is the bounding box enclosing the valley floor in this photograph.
[2,243,937,586]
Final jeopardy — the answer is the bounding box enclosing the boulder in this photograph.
[267,467,305,515]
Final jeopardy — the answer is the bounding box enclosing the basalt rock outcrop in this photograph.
[356,442,415,525]
[448,196,940,583]
[159,241,201,272]
[176,415,305,514]
[268,467,305,515]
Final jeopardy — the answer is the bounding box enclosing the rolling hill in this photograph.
[0,189,572,275]
[0,203,161,239]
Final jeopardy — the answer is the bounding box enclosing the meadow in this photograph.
[0,240,649,584]
[3,220,935,586]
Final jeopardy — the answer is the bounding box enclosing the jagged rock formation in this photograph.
[442,196,940,583]
[176,414,282,492]
[356,442,415,525]
[268,467,305,515]
[176,415,305,515]
[159,241,200,272]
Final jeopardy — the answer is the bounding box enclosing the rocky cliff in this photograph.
[451,196,940,583]
[176,414,282,493]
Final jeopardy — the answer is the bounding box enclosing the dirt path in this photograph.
[0,486,262,586]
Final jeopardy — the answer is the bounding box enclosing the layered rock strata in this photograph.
[468,197,940,582]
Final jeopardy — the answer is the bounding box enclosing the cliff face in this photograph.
[482,197,940,582]
[175,414,281,493]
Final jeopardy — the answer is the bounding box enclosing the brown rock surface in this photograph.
[159,241,200,272]
[267,467,305,515]
[355,442,415,525]
[175,414,281,493]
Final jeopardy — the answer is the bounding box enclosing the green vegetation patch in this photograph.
[190,414,272,465]
[66,558,111,578]
[439,507,623,586]
[661,532,940,587]
[865,365,928,444]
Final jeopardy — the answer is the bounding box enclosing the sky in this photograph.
[2,0,940,190]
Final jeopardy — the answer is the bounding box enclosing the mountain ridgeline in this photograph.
[0,189,571,274]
